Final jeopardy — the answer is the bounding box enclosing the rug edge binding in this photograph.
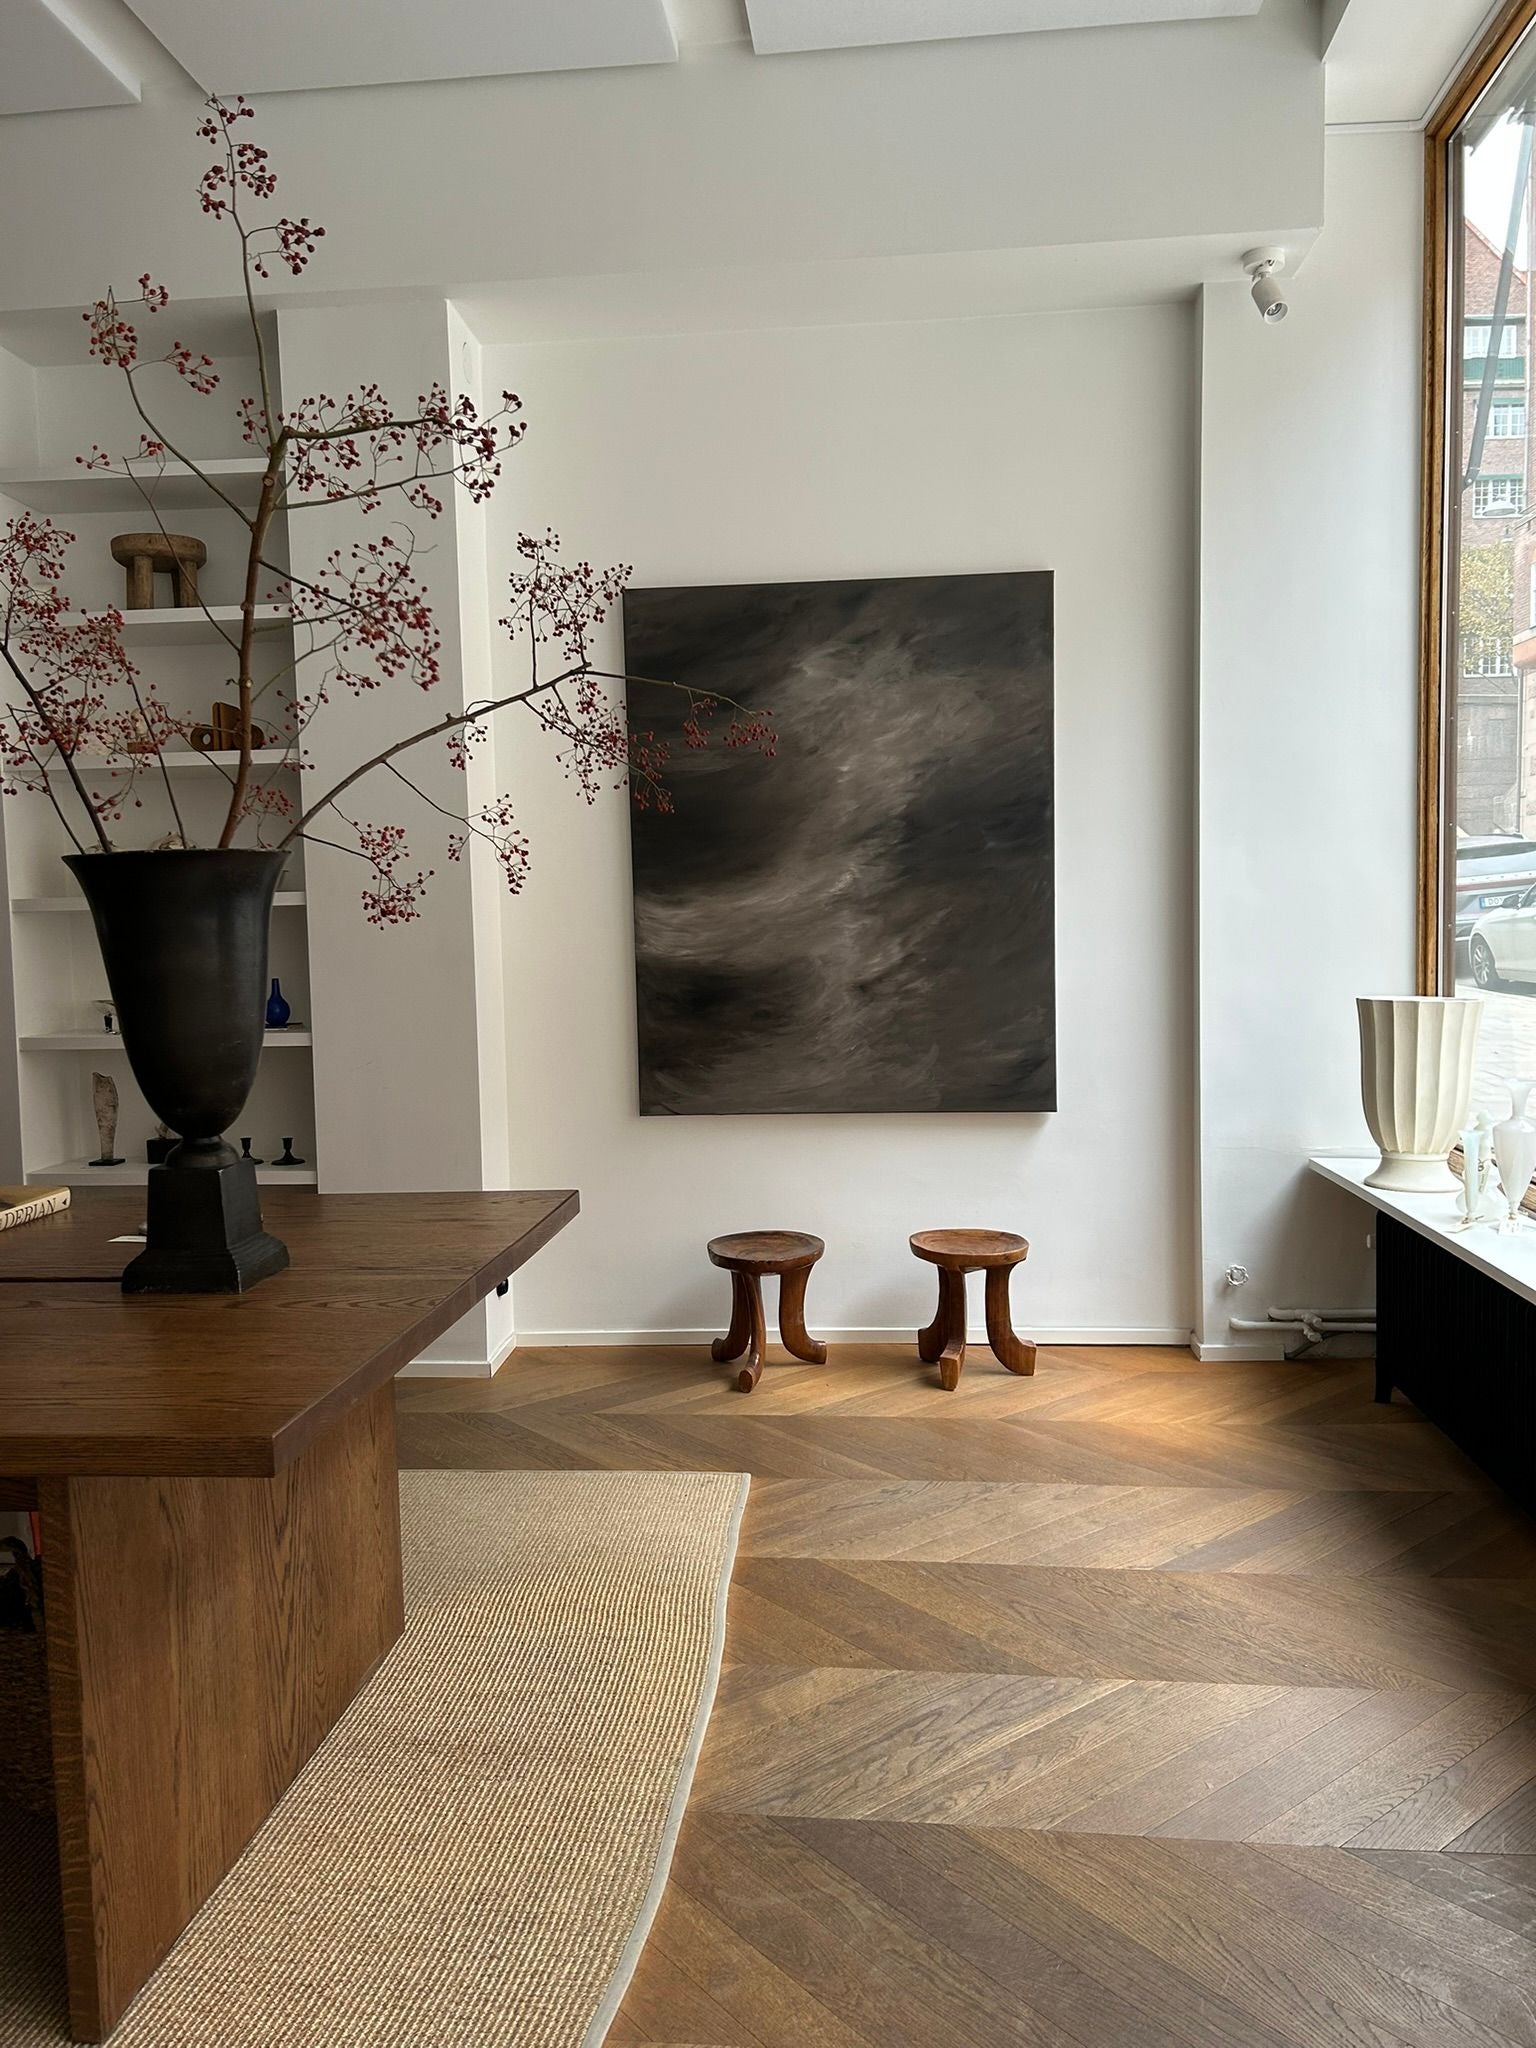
[580,1469,752,2048]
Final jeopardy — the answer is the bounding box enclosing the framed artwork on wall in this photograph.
[623,569,1056,1115]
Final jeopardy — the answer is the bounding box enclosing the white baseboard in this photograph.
[401,1331,520,1379]
[1191,1336,1289,1362]
[507,1325,1195,1349]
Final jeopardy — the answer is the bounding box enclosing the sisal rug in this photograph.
[0,1468,748,2048]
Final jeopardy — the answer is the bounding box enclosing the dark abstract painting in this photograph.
[623,571,1055,1115]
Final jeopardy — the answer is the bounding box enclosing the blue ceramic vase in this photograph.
[265,977,291,1029]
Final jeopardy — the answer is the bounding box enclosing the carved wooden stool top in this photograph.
[910,1228,1029,1271]
[708,1230,824,1274]
[109,532,208,569]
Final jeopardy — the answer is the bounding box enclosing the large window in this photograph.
[1426,3,1536,1120]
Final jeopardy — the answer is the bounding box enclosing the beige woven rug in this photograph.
[0,1468,748,2048]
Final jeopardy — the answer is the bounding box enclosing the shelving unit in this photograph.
[25,1159,318,1189]
[77,604,291,647]
[46,748,296,773]
[0,457,268,513]
[20,1031,313,1051]
[0,359,322,1189]
[12,891,307,914]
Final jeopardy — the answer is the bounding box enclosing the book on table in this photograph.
[0,1185,69,1231]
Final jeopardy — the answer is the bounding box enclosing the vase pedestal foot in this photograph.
[123,1155,290,1295]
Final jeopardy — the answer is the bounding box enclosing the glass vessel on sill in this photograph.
[1493,1077,1536,1234]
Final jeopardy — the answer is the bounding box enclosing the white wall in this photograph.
[276,303,514,1368]
[1194,130,1423,1355]
[489,306,1197,1342]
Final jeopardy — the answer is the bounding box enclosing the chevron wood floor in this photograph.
[397,1342,1536,2047]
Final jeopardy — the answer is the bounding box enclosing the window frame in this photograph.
[1421,0,1536,993]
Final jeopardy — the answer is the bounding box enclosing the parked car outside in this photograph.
[1469,883,1536,988]
[1455,835,1536,952]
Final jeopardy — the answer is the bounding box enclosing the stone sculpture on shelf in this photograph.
[90,1072,124,1167]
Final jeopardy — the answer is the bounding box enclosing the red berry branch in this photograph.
[0,96,773,919]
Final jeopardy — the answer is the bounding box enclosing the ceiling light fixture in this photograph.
[1243,247,1289,324]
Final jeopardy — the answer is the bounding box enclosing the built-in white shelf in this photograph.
[26,1158,318,1189]
[73,604,290,647]
[46,747,296,773]
[0,457,267,514]
[20,1030,313,1051]
[1309,1153,1536,1311]
[12,890,306,915]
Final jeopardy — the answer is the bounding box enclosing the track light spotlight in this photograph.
[1243,247,1289,324]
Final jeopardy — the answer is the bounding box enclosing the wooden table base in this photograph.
[38,1383,403,2040]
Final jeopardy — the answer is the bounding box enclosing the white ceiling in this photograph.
[0,0,1511,126]
[1324,0,1504,125]
[118,0,678,96]
[0,0,139,116]
[744,0,1260,57]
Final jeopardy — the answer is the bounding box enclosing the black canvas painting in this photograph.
[623,571,1055,1115]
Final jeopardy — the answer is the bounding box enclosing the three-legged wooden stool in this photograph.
[911,1229,1036,1391]
[708,1231,827,1393]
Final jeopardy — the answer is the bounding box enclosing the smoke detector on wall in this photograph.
[1243,247,1289,324]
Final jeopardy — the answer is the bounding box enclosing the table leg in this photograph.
[735,1275,768,1393]
[984,1265,1037,1375]
[38,1383,403,2041]
[778,1264,827,1365]
[919,1269,968,1390]
[711,1272,752,1364]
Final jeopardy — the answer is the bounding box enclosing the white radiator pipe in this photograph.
[1228,1314,1376,1336]
[1267,1306,1375,1322]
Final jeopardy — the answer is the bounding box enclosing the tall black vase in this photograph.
[64,848,291,1293]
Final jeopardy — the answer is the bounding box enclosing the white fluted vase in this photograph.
[1357,995,1482,1192]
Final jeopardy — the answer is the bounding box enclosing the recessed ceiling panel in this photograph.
[745,0,1260,54]
[0,0,140,116]
[121,0,677,95]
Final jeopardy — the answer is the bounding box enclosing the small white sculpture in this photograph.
[1455,1112,1499,1228]
[1494,1078,1536,1235]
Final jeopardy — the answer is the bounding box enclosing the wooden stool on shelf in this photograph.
[708,1231,827,1393]
[910,1229,1035,1392]
[109,531,207,610]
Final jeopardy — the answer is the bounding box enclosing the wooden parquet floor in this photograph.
[397,1343,1536,2047]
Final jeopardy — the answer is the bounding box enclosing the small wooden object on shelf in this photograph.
[191,702,268,752]
[910,1228,1036,1391]
[707,1229,827,1393]
[109,531,207,610]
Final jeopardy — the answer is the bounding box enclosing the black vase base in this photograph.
[88,1155,126,1167]
[122,1154,290,1294]
[123,1230,289,1294]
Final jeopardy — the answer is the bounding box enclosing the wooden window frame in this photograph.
[1420,0,1536,992]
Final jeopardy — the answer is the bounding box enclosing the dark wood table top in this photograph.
[0,1187,578,1478]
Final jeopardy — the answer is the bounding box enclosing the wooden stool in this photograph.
[708,1231,827,1393]
[110,531,207,610]
[910,1229,1035,1391]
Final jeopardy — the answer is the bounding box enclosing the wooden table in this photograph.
[0,1186,578,2041]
